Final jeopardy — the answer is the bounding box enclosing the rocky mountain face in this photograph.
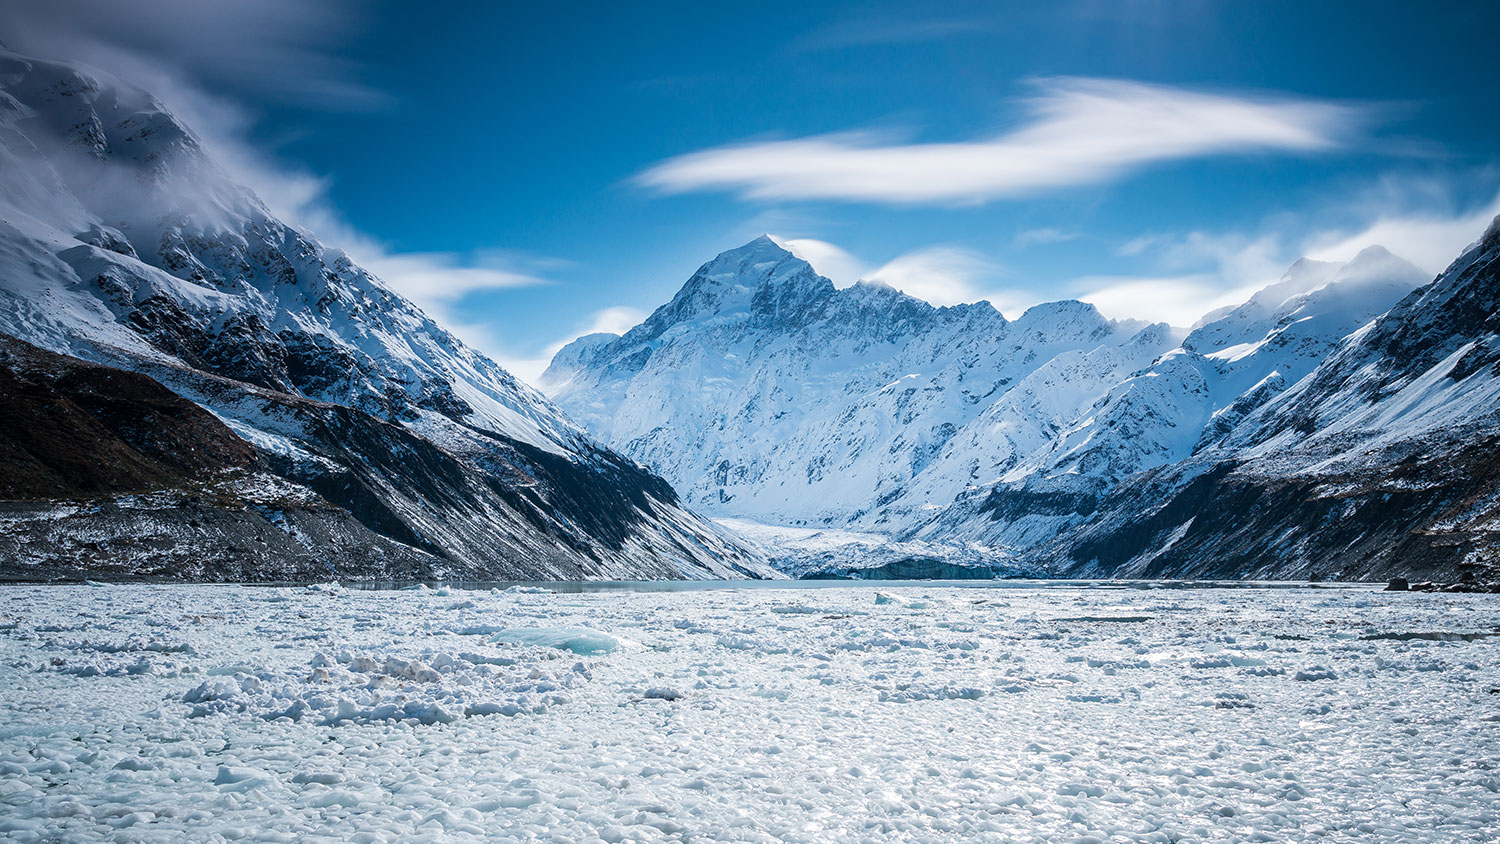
[0,47,774,581]
[915,245,1432,552]
[543,223,1486,581]
[1037,216,1500,583]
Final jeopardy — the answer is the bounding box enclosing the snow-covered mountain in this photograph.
[915,244,1430,552]
[1038,215,1500,582]
[542,236,1170,529]
[543,227,1462,579]
[0,46,774,581]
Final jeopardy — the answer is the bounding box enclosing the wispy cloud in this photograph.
[638,78,1368,205]
[775,236,1034,313]
[1015,227,1081,248]
[864,246,1000,307]
[1302,190,1500,275]
[1072,274,1253,327]
[1079,230,1325,326]
[2,0,386,108]
[359,252,553,309]
[579,306,647,337]
[775,237,866,287]
[788,13,999,52]
[1089,178,1500,326]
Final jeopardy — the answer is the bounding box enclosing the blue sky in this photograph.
[8,0,1500,381]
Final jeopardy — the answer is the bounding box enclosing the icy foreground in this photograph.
[2,584,1498,842]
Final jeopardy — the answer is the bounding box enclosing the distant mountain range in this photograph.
[544,225,1500,583]
[0,47,773,581]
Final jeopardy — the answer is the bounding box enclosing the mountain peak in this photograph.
[707,234,801,268]
[629,235,828,333]
[693,234,818,290]
[1015,299,1106,328]
[1351,244,1395,261]
[1337,244,1424,285]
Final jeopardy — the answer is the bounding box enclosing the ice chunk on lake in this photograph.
[489,626,627,655]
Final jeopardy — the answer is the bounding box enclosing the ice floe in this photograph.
[0,583,1497,842]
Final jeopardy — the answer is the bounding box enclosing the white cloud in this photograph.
[1070,231,1288,326]
[985,290,1048,320]
[638,77,1366,205]
[775,237,1037,314]
[864,246,999,307]
[1087,182,1500,327]
[1302,191,1500,275]
[774,237,867,287]
[491,355,554,387]
[1015,227,1079,247]
[773,235,1006,307]
[2,0,385,107]
[580,305,647,337]
[1158,232,1286,290]
[1073,274,1257,327]
[357,252,551,311]
[1117,233,1165,256]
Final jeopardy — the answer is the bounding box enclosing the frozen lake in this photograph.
[2,581,1497,842]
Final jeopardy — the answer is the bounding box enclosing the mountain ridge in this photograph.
[0,45,776,581]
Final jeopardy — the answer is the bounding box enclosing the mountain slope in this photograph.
[0,47,774,581]
[1039,216,1500,582]
[543,227,1464,581]
[913,245,1429,552]
[542,236,1172,543]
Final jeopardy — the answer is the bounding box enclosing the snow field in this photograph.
[1,583,1497,842]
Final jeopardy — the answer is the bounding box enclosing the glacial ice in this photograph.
[0,583,1497,842]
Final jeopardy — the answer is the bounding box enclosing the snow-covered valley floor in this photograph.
[2,582,1497,843]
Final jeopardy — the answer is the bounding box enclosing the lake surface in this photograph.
[316,578,1368,593]
[2,582,1494,842]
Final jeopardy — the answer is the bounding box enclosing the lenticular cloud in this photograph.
[638,77,1366,205]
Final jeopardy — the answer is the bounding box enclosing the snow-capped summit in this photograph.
[543,236,1172,544]
[0,45,774,581]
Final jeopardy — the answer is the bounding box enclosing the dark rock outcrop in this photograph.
[0,335,255,500]
[0,334,770,582]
